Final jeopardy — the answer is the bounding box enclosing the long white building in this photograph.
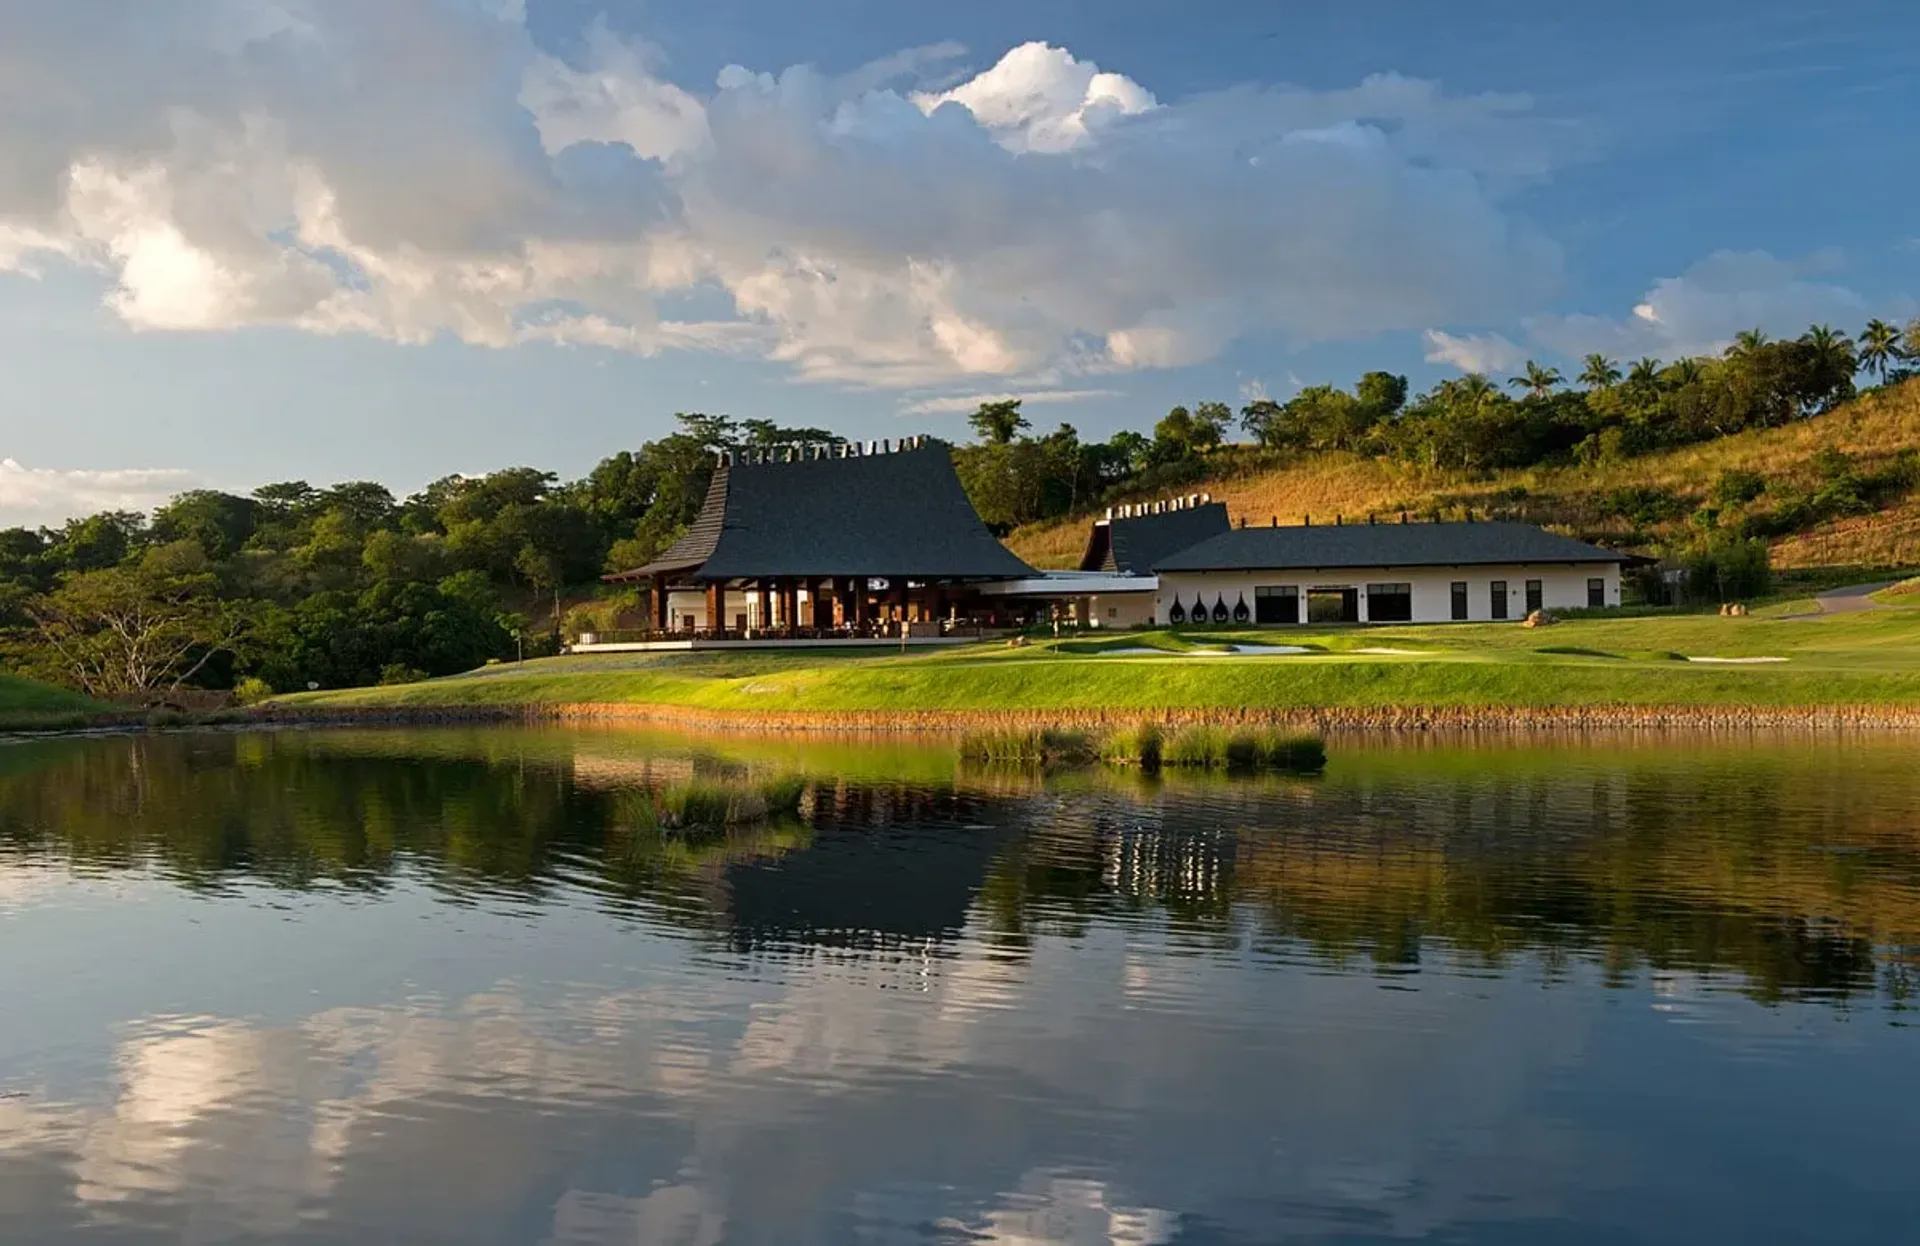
[1150,520,1630,626]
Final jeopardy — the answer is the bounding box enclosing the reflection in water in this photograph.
[0,728,1917,1243]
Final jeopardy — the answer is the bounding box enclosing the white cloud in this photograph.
[1422,329,1526,374]
[899,388,1123,416]
[0,460,199,530]
[0,7,1572,389]
[1525,249,1904,361]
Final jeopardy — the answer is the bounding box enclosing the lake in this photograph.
[1,727,1917,1244]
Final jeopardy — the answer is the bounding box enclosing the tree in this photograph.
[26,551,245,696]
[1858,318,1900,383]
[1799,324,1857,408]
[1355,371,1409,417]
[1579,354,1622,390]
[1509,361,1563,398]
[968,399,1029,446]
[1726,329,1769,360]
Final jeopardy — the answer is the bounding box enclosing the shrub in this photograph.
[378,664,429,686]
[1684,536,1772,602]
[1711,469,1767,508]
[232,676,274,706]
[1601,486,1686,527]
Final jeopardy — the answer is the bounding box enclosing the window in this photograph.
[1254,585,1298,624]
[1450,581,1468,621]
[1107,606,1118,620]
[1525,579,1543,614]
[1588,577,1606,608]
[1209,595,1231,624]
[1365,582,1413,622]
[1490,581,1508,621]
[1167,596,1187,625]
[1231,594,1251,624]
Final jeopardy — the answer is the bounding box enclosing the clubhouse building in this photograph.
[1152,519,1627,625]
[587,435,1633,648]
[597,436,1036,647]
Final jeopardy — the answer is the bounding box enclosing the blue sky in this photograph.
[1,0,1916,526]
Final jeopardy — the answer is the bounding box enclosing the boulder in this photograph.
[1522,610,1557,628]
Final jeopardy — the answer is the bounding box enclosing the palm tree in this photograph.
[1578,354,1622,390]
[1801,323,1857,380]
[1666,358,1704,387]
[1628,357,1663,390]
[1902,318,1920,364]
[1859,318,1901,382]
[1507,360,1563,398]
[1726,328,1769,360]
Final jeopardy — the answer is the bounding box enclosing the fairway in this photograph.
[281,601,1920,719]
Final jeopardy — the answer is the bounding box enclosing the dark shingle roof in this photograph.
[1152,521,1628,572]
[1081,502,1231,574]
[614,439,1034,581]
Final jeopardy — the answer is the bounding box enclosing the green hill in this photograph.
[0,674,111,729]
[1006,379,1920,573]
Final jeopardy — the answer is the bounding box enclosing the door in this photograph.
[1308,587,1359,624]
[1525,579,1543,614]
[1450,581,1468,621]
[1490,581,1508,621]
[1254,586,1298,624]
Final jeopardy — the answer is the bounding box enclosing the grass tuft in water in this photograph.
[1100,721,1164,769]
[959,727,1097,766]
[628,773,810,833]
[1162,724,1326,772]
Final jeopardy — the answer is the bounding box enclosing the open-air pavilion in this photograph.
[588,436,1036,650]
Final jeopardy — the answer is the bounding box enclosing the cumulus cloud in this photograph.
[0,4,1573,388]
[0,460,200,530]
[1525,249,1903,361]
[1422,329,1527,375]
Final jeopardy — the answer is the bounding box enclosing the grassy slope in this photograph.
[1007,379,1920,570]
[284,604,1920,715]
[0,674,111,729]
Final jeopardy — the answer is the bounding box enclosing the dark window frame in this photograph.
[1490,580,1509,621]
[1450,581,1469,621]
[1254,585,1299,625]
[1525,579,1544,615]
[1587,577,1606,608]
[1365,582,1413,623]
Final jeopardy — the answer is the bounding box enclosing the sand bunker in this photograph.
[1096,645,1312,657]
[1684,656,1788,664]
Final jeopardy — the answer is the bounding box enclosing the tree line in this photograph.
[1,318,1912,697]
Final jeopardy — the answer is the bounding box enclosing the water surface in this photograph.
[2,728,1916,1244]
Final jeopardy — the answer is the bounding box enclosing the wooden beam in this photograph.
[705,583,724,634]
[651,574,669,631]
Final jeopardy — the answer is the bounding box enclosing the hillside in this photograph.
[0,674,111,729]
[1005,379,1920,571]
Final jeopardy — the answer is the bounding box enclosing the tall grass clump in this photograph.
[959,726,1096,766]
[1161,724,1326,772]
[1163,724,1231,768]
[643,772,809,832]
[1100,721,1164,769]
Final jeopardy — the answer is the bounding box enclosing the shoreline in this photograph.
[245,700,1920,735]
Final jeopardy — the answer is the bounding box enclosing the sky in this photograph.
[2,0,1917,528]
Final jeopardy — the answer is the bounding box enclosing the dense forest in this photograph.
[3,318,1916,698]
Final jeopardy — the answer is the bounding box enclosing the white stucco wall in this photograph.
[1156,564,1621,626]
[1088,591,1158,629]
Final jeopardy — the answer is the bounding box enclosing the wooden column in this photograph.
[705,583,723,635]
[651,574,669,632]
[892,576,910,632]
[811,579,834,629]
[851,578,869,628]
[779,580,799,631]
[756,582,772,632]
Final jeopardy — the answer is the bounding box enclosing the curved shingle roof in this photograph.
[614,439,1034,581]
[1153,521,1628,572]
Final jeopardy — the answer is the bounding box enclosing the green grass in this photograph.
[276,607,1920,716]
[958,726,1098,765]
[624,773,809,832]
[0,675,113,732]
